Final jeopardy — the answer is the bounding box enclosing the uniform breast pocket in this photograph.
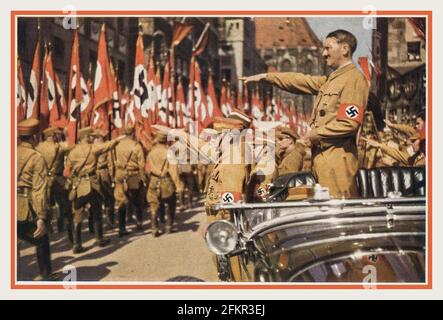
[321,91,341,112]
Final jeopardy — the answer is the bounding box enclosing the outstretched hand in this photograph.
[239,73,267,84]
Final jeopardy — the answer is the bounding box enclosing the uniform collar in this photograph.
[328,62,356,82]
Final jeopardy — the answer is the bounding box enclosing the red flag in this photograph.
[172,21,193,47]
[194,60,211,128]
[40,47,58,131]
[108,61,123,139]
[67,30,83,145]
[206,72,223,118]
[158,62,170,126]
[251,87,263,121]
[93,24,114,111]
[16,58,27,122]
[154,67,162,125]
[175,79,186,128]
[358,57,372,87]
[27,38,40,120]
[147,49,157,122]
[188,55,196,125]
[220,83,230,117]
[132,31,151,124]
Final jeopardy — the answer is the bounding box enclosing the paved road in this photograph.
[18,197,219,282]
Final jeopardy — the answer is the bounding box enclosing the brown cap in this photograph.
[228,109,251,128]
[78,127,93,140]
[213,117,244,132]
[42,126,61,139]
[277,128,298,141]
[17,118,39,136]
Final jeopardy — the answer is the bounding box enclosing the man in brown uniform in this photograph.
[276,128,305,177]
[93,131,116,229]
[205,116,251,281]
[146,129,180,237]
[241,29,369,198]
[113,126,146,235]
[36,126,73,244]
[64,127,122,253]
[17,119,52,280]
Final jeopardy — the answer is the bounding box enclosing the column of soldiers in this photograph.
[16,120,197,280]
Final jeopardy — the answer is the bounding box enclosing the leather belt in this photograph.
[17,186,31,196]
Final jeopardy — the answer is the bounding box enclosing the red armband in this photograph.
[336,103,364,124]
[220,191,243,204]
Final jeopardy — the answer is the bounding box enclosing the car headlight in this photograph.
[205,220,239,255]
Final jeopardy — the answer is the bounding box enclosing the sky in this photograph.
[306,17,373,62]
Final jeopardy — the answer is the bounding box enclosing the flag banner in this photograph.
[67,30,83,145]
[206,72,223,118]
[175,79,186,129]
[16,58,27,123]
[172,21,193,47]
[132,31,152,125]
[27,38,40,120]
[93,24,114,110]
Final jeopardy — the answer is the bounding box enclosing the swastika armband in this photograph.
[220,191,242,204]
[336,103,364,124]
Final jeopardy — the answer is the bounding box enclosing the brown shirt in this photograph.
[277,143,305,176]
[267,63,369,148]
[65,140,119,177]
[17,142,48,220]
[36,140,70,176]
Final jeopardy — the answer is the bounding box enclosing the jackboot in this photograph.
[72,223,87,254]
[118,207,130,237]
[135,207,143,231]
[36,235,52,279]
[179,192,185,212]
[151,211,159,238]
[104,207,115,229]
[95,213,110,247]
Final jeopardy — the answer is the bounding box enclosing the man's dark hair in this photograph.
[326,29,357,55]
[417,111,426,122]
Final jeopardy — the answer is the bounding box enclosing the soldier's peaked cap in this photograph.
[278,128,299,141]
[42,126,62,138]
[18,118,39,136]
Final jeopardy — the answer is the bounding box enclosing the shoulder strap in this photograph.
[73,145,92,177]
[47,144,60,174]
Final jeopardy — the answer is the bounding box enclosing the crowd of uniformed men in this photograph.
[16,29,426,281]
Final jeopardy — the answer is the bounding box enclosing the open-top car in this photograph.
[205,166,426,283]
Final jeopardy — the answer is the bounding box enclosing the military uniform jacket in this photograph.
[267,63,369,150]
[205,137,250,208]
[65,140,119,198]
[146,143,180,199]
[114,137,145,185]
[277,143,306,177]
[17,142,48,221]
[380,144,425,167]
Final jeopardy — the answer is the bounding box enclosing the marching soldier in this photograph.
[146,128,180,237]
[64,127,122,254]
[241,29,370,198]
[17,119,53,280]
[93,131,116,229]
[36,126,73,244]
[276,128,305,177]
[113,126,146,236]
